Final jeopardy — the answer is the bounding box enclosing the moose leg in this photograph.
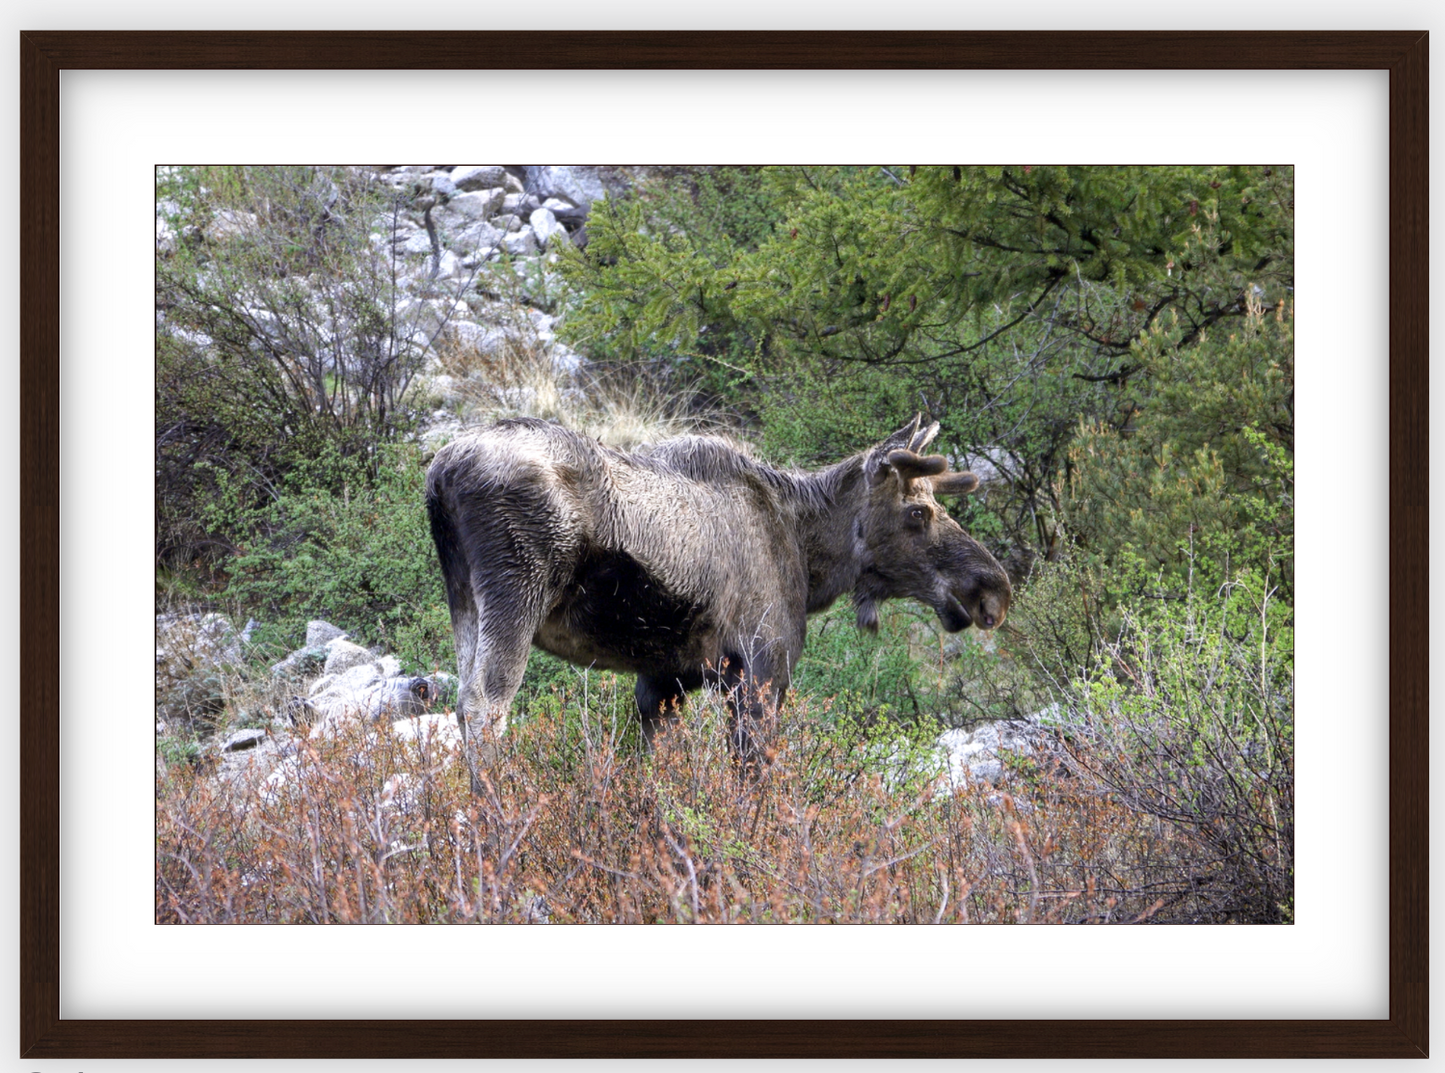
[634,672,697,750]
[456,589,542,795]
[719,652,775,765]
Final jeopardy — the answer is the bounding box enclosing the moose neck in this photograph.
[792,454,871,615]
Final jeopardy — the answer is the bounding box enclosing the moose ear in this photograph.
[887,449,948,481]
[879,413,924,452]
[930,470,981,497]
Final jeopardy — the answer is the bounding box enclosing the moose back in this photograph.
[425,415,1010,778]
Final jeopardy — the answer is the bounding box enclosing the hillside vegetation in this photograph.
[156,165,1293,924]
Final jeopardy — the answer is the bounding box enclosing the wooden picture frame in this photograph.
[20,30,1427,1059]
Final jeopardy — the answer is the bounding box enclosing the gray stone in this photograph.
[455,220,504,252]
[449,189,506,219]
[434,249,463,280]
[391,711,463,750]
[529,207,563,248]
[492,213,523,233]
[934,720,1043,787]
[305,620,347,648]
[204,209,258,243]
[955,445,1023,486]
[394,228,434,255]
[526,166,606,209]
[308,673,442,739]
[450,165,507,192]
[502,228,538,256]
[323,639,376,676]
[156,613,245,676]
[270,646,328,681]
[223,728,268,752]
[156,216,177,255]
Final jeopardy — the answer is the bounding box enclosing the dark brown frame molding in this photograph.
[19,30,1427,1059]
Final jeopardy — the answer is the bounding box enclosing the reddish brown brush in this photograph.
[157,692,1260,925]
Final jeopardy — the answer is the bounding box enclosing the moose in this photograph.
[425,414,1011,783]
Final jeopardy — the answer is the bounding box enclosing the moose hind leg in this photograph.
[457,597,541,794]
[720,652,776,767]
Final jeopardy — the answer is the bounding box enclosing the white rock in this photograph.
[934,721,1041,787]
[223,728,268,752]
[502,228,538,256]
[306,620,347,648]
[455,220,504,252]
[156,612,244,671]
[204,209,258,243]
[156,216,177,255]
[323,639,376,676]
[450,165,507,191]
[529,207,563,248]
[391,712,463,750]
[394,228,434,255]
[434,249,463,279]
[527,166,606,209]
[449,189,506,219]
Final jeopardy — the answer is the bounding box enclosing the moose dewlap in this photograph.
[425,414,1011,786]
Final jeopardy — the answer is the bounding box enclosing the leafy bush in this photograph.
[156,165,478,567]
[1058,562,1294,922]
[212,440,448,671]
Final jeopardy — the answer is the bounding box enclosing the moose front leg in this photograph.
[718,651,782,768]
[634,672,697,750]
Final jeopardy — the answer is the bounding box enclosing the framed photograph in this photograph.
[21,31,1426,1059]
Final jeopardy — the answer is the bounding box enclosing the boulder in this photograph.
[305,666,445,738]
[156,612,245,672]
[525,166,606,210]
[222,728,268,752]
[270,646,328,681]
[306,620,347,647]
[391,712,464,750]
[529,207,564,248]
[156,216,177,255]
[450,165,507,192]
[502,228,538,257]
[933,705,1062,786]
[204,208,258,243]
[449,188,506,219]
[323,639,377,676]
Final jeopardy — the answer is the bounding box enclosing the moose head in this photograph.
[852,415,1012,635]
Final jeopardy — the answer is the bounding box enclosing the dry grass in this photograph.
[431,316,717,450]
[157,680,1256,925]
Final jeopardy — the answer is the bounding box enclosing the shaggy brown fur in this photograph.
[426,414,1011,785]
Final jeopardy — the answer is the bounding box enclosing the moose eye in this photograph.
[908,506,930,526]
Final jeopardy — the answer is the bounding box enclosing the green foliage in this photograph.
[1065,295,1294,597]
[213,441,448,671]
[156,165,456,567]
[558,165,1294,560]
[1063,561,1294,922]
[790,606,932,723]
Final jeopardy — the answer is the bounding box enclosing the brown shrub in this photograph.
[157,687,1268,925]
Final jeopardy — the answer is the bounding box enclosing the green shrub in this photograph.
[214,440,448,671]
[1059,558,1293,922]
